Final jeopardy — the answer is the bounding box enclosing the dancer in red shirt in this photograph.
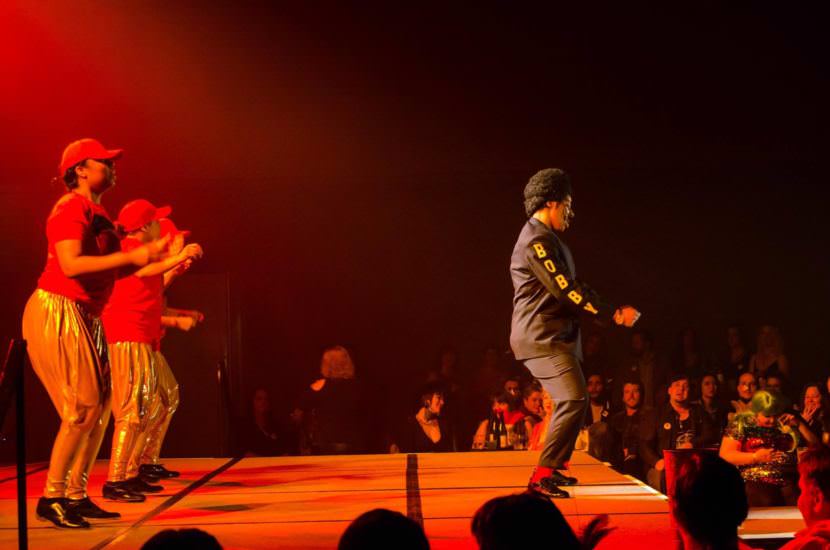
[128,217,204,482]
[101,202,203,502]
[22,139,167,528]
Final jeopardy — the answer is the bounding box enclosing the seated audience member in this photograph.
[641,373,717,492]
[502,375,525,425]
[425,346,466,445]
[781,445,830,550]
[582,332,611,389]
[580,373,612,461]
[338,509,429,550]
[391,383,453,453]
[529,390,554,451]
[297,345,366,454]
[234,388,299,457]
[672,454,755,550]
[719,390,817,507]
[673,328,709,393]
[471,492,611,550]
[797,383,828,448]
[472,392,511,450]
[730,372,758,422]
[141,528,223,550]
[765,372,787,397]
[722,324,751,392]
[520,382,544,434]
[696,373,729,436]
[749,324,790,386]
[609,378,649,481]
[616,330,662,409]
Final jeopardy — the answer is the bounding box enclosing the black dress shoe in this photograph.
[125,476,164,494]
[103,481,146,502]
[66,497,121,519]
[139,471,161,484]
[529,478,571,499]
[549,470,578,486]
[36,497,91,528]
[141,463,180,478]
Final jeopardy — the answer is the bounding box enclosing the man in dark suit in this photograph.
[509,168,641,498]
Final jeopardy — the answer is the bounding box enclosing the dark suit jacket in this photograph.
[509,218,614,361]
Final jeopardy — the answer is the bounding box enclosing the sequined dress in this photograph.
[725,416,798,486]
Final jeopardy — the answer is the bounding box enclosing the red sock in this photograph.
[529,466,553,484]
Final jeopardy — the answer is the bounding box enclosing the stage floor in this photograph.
[0,451,802,549]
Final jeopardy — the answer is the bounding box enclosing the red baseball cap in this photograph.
[158,218,191,239]
[59,138,123,175]
[118,199,172,233]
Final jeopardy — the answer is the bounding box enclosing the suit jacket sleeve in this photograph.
[525,237,616,320]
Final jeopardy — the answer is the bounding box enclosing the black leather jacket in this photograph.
[509,218,614,361]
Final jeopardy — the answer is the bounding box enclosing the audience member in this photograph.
[583,331,610,379]
[529,390,554,451]
[749,324,790,385]
[781,445,830,550]
[472,392,511,450]
[719,390,812,507]
[234,388,299,457]
[425,346,467,448]
[581,373,612,461]
[471,492,611,550]
[673,328,709,392]
[730,372,758,422]
[296,346,366,455]
[798,383,827,448]
[723,324,751,392]
[391,383,453,453]
[641,373,717,492]
[671,454,755,550]
[141,528,223,550]
[696,373,729,435]
[608,378,650,481]
[617,330,662,409]
[338,509,429,550]
[519,382,544,435]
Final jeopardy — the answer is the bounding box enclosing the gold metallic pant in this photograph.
[22,289,111,499]
[107,342,158,482]
[127,350,178,476]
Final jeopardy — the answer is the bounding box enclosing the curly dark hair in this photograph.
[523,168,572,217]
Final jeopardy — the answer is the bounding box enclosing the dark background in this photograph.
[1,3,828,458]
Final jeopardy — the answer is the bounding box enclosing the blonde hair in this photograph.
[320,346,355,379]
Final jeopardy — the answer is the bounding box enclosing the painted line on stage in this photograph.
[89,456,242,550]
[406,454,424,527]
[0,463,48,484]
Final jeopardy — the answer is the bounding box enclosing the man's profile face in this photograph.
[549,195,574,232]
[504,380,520,396]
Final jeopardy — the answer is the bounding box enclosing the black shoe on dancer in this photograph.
[125,476,164,494]
[36,497,91,528]
[66,497,121,519]
[141,463,180,479]
[139,471,161,484]
[548,470,578,486]
[103,481,146,502]
[529,477,571,499]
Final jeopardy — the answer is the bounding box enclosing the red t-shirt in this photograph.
[101,237,164,347]
[36,193,120,317]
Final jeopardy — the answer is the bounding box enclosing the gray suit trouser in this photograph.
[524,353,587,470]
